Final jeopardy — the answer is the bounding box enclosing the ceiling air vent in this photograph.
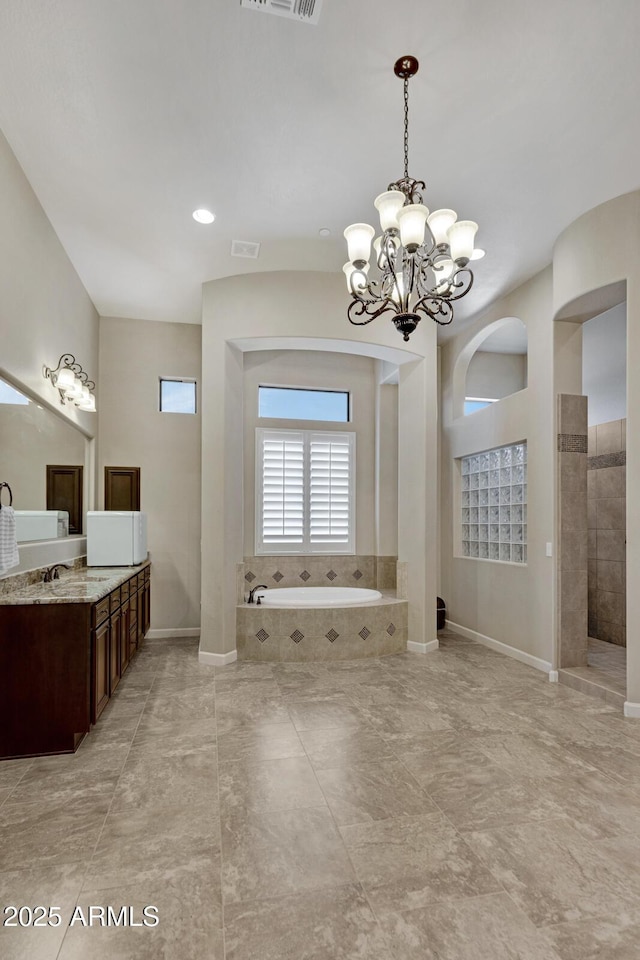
[231,239,261,259]
[240,0,322,25]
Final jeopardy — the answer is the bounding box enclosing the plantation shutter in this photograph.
[260,432,304,547]
[256,428,355,554]
[309,434,353,549]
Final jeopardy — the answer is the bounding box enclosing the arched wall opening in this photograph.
[451,316,528,421]
[553,279,628,703]
[199,271,441,660]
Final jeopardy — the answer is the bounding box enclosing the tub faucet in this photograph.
[43,563,72,582]
[248,584,268,604]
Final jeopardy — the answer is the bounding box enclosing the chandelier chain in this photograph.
[403,77,409,183]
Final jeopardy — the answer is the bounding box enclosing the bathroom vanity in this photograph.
[0,561,150,760]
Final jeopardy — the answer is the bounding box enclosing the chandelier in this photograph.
[343,55,483,342]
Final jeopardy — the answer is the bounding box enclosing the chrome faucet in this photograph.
[247,584,268,604]
[43,563,72,582]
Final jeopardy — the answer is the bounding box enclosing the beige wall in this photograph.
[440,268,556,666]
[376,382,398,557]
[466,351,527,401]
[98,317,201,632]
[200,270,438,657]
[553,190,640,709]
[242,349,377,556]
[0,127,98,573]
[0,129,98,431]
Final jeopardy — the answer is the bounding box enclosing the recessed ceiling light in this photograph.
[192,208,215,224]
[318,227,331,237]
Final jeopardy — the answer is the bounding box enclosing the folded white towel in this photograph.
[0,505,20,575]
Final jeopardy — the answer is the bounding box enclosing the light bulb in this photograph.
[343,262,369,294]
[397,204,429,252]
[448,220,478,264]
[344,223,375,268]
[56,367,76,392]
[427,209,457,245]
[374,190,405,232]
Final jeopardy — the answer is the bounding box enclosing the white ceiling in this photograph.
[0,1,639,342]
[478,318,528,355]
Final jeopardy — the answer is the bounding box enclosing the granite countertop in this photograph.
[0,560,150,606]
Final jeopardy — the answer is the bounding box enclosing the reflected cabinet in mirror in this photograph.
[0,374,88,541]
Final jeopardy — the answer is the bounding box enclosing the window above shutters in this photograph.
[256,428,355,555]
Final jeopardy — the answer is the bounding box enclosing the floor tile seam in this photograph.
[222,878,369,914]
[288,732,370,915]
[78,688,151,893]
[551,744,634,787]
[214,666,229,960]
[0,759,37,803]
[52,856,103,960]
[556,745,637,782]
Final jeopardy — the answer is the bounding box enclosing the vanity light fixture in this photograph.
[43,354,96,411]
[343,55,484,342]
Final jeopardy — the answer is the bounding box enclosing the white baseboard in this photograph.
[624,701,640,718]
[146,628,201,640]
[407,639,439,654]
[445,620,553,675]
[548,670,559,683]
[198,649,238,667]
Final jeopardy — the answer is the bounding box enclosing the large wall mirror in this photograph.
[0,373,92,542]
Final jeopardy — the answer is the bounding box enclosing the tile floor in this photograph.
[587,636,627,694]
[3,631,640,958]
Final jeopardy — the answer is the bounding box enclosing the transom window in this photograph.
[258,386,350,422]
[256,428,355,554]
[159,378,197,414]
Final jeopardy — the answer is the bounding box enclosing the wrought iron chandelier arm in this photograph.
[347,297,397,327]
[412,294,455,326]
[443,267,474,302]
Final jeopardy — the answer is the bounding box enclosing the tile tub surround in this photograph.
[239,555,398,601]
[237,595,407,661]
[587,418,626,646]
[6,633,640,959]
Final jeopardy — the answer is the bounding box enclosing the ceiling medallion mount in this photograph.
[393,55,419,80]
[343,55,484,341]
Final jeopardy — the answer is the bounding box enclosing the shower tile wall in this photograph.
[587,418,626,646]
[557,394,588,669]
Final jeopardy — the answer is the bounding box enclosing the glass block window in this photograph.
[460,442,527,563]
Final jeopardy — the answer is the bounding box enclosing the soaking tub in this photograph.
[237,587,407,661]
[256,586,382,607]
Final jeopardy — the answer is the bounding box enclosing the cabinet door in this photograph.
[110,608,121,694]
[142,580,151,637]
[92,620,110,723]
[120,598,131,675]
[129,589,139,653]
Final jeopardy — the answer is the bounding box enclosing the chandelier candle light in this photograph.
[344,55,484,341]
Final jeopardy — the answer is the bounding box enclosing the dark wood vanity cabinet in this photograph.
[0,563,150,759]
